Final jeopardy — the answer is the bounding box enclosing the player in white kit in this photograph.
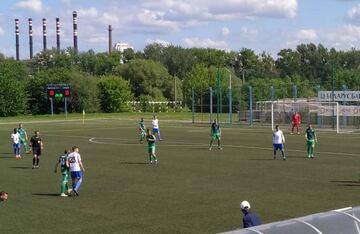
[67,146,85,196]
[272,125,286,160]
[11,128,21,159]
[152,115,162,141]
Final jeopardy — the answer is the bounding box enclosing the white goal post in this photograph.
[267,101,340,133]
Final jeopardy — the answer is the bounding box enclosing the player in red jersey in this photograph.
[291,111,301,135]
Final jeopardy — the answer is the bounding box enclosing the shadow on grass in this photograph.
[120,162,149,165]
[248,158,276,161]
[289,156,308,159]
[8,166,32,170]
[331,180,360,187]
[32,193,59,197]
[331,180,359,183]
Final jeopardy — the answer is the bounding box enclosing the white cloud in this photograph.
[101,12,120,25]
[183,37,228,50]
[347,4,360,23]
[0,27,4,36]
[136,9,180,31]
[78,7,98,18]
[87,35,108,44]
[147,0,297,20]
[15,0,42,13]
[145,39,171,46]
[328,25,360,47]
[286,25,360,50]
[240,27,258,36]
[137,0,297,32]
[296,29,318,41]
[222,27,230,37]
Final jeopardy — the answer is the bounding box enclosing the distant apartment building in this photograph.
[113,42,134,63]
[113,42,133,52]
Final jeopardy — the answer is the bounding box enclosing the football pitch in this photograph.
[0,116,359,233]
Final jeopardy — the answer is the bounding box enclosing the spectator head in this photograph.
[0,191,8,201]
[240,200,251,213]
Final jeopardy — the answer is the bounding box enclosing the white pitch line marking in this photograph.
[87,137,359,157]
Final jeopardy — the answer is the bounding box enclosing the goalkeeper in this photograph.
[18,123,30,154]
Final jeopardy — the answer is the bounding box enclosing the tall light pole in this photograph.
[332,62,335,129]
[237,53,245,84]
[225,68,233,124]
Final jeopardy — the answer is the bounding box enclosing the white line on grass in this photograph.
[87,137,359,158]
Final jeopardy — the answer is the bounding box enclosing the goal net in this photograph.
[258,101,340,133]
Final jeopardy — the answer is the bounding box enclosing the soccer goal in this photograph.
[260,101,340,133]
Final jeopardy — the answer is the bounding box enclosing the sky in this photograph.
[1,0,360,59]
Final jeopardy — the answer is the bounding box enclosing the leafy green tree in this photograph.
[162,46,196,79]
[0,58,28,81]
[26,68,72,114]
[334,68,360,90]
[26,68,100,114]
[68,70,100,113]
[0,74,27,116]
[276,48,301,78]
[114,59,174,100]
[183,64,209,112]
[98,76,133,112]
[143,43,166,62]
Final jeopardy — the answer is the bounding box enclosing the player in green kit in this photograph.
[139,118,146,144]
[305,124,318,159]
[18,123,30,154]
[54,149,72,197]
[146,129,158,164]
[209,119,222,150]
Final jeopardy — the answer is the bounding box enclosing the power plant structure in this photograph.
[28,18,33,59]
[15,19,20,60]
[14,11,125,60]
[56,18,60,51]
[72,11,78,54]
[108,25,112,54]
[42,18,47,51]
[14,11,78,59]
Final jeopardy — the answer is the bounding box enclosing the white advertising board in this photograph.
[318,91,360,101]
[318,105,360,116]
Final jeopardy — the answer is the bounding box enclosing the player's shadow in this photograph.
[120,162,149,165]
[330,180,360,187]
[32,193,59,197]
[8,166,32,170]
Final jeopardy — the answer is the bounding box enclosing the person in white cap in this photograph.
[240,200,261,228]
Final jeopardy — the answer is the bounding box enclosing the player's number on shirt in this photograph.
[68,157,76,163]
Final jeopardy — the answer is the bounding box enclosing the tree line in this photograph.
[1,43,360,116]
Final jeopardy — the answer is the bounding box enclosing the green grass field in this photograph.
[0,115,359,233]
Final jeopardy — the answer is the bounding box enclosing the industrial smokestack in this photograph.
[15,19,20,60]
[56,18,60,51]
[72,11,78,53]
[108,25,112,54]
[28,18,33,59]
[42,18,47,51]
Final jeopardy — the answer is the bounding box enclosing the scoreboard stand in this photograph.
[47,84,71,116]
